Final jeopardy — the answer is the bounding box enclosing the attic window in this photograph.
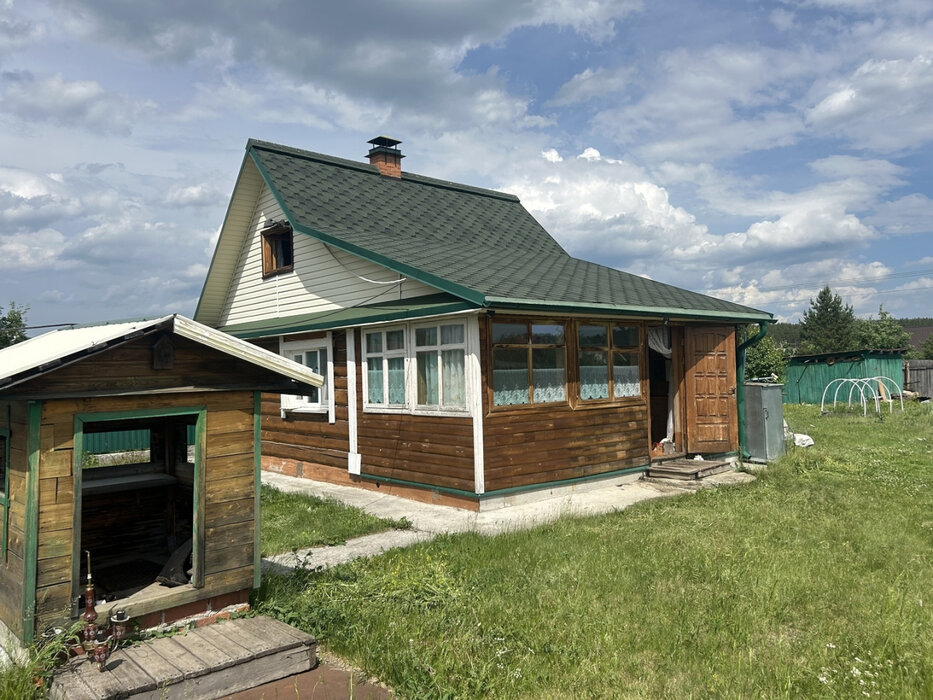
[261,221,294,277]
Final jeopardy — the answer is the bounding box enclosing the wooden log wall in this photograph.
[31,391,257,633]
[257,331,351,477]
[353,333,475,493]
[0,401,27,639]
[479,316,651,493]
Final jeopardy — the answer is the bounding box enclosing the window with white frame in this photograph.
[362,321,470,412]
[414,322,466,409]
[281,337,330,412]
[364,327,406,408]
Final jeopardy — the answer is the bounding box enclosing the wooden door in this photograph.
[684,326,738,453]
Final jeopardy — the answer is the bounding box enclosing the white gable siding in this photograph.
[195,160,265,327]
[218,182,439,327]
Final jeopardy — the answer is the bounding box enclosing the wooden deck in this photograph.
[645,458,731,481]
[49,616,316,699]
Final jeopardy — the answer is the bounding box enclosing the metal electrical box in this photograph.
[745,382,785,461]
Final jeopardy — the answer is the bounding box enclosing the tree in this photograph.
[856,306,911,351]
[799,286,857,354]
[920,335,933,360]
[0,301,28,349]
[744,334,787,381]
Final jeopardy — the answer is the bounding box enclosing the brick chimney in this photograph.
[367,136,404,178]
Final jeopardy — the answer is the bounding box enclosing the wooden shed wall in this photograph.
[259,332,351,479]
[0,401,27,639]
[32,391,256,633]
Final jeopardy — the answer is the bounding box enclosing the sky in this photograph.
[1,0,932,331]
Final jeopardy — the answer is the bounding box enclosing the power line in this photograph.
[754,268,933,294]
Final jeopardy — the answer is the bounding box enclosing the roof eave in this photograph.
[484,297,774,323]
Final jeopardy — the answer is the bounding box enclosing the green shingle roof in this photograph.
[246,139,771,323]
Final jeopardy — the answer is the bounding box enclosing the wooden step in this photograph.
[646,459,731,481]
[49,616,316,700]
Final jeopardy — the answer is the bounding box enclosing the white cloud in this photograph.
[0,72,155,135]
[549,66,633,106]
[866,193,933,234]
[806,55,933,151]
[0,228,66,269]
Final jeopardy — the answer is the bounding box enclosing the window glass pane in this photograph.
[415,327,437,347]
[493,348,529,406]
[532,348,566,403]
[613,351,640,397]
[579,350,609,400]
[386,329,405,351]
[417,351,438,405]
[612,325,639,348]
[578,324,608,347]
[441,349,466,407]
[366,332,382,354]
[532,324,564,344]
[387,357,406,404]
[367,361,384,404]
[291,353,303,364]
[492,322,528,344]
[274,236,293,268]
[441,324,464,345]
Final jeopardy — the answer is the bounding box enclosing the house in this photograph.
[195,137,773,509]
[0,314,321,645]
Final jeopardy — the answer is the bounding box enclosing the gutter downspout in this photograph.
[736,321,771,461]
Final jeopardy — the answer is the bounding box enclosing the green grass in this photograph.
[254,403,933,698]
[260,484,409,556]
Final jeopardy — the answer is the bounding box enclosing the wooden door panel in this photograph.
[685,326,737,453]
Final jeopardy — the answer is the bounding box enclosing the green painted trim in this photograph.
[361,464,650,502]
[252,391,262,589]
[23,401,41,644]
[225,300,477,338]
[74,406,205,424]
[486,298,773,323]
[70,417,84,616]
[482,465,649,498]
[1,404,11,560]
[72,405,208,609]
[192,410,206,588]
[248,149,488,307]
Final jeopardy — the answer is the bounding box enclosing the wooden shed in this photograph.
[782,349,905,404]
[0,315,321,645]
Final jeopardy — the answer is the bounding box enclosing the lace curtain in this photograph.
[647,326,674,441]
[441,349,466,407]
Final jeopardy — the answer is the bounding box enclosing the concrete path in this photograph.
[261,470,754,574]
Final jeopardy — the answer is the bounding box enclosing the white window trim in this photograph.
[362,325,408,413]
[361,320,474,418]
[280,333,335,422]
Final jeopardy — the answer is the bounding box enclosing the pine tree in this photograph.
[799,286,857,354]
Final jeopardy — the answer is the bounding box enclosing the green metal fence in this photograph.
[83,425,197,454]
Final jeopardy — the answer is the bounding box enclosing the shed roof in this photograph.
[0,314,323,393]
[196,140,772,330]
